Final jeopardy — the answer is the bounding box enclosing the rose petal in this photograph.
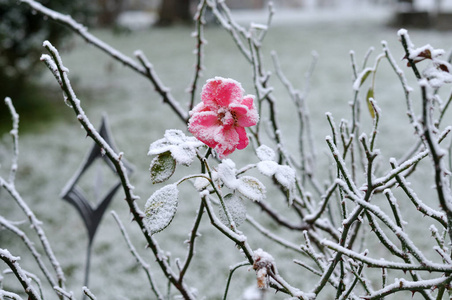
[235,127,249,150]
[189,102,211,115]
[214,125,239,158]
[188,111,219,148]
[229,103,248,115]
[214,78,243,107]
[215,144,236,159]
[241,95,255,110]
[230,104,259,127]
[201,78,223,107]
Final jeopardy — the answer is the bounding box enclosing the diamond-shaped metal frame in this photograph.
[60,114,133,291]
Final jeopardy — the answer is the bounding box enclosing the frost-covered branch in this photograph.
[1,98,66,298]
[187,0,207,111]
[420,81,452,243]
[4,98,19,183]
[0,249,41,300]
[0,216,58,291]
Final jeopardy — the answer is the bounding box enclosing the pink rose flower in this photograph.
[188,77,259,158]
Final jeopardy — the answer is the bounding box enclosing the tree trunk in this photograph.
[97,0,125,27]
[157,0,192,26]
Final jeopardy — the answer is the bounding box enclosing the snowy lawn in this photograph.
[2,7,452,299]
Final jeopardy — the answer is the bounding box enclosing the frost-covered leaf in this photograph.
[256,145,276,161]
[424,63,452,88]
[218,159,239,189]
[257,161,278,177]
[148,138,172,156]
[353,67,373,90]
[275,165,296,190]
[150,151,176,184]
[169,144,197,166]
[237,176,266,202]
[275,165,296,205]
[148,130,204,163]
[218,194,247,227]
[144,184,179,235]
[164,129,186,144]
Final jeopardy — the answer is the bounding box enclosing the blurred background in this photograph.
[2,0,452,299]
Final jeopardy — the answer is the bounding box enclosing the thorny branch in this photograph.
[3,1,452,299]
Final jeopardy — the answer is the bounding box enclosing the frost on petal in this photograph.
[215,78,244,106]
[201,77,223,106]
[214,126,239,158]
[231,98,259,128]
[237,176,266,202]
[257,161,278,176]
[229,103,248,116]
[218,194,247,228]
[144,184,179,235]
[256,145,276,161]
[164,129,186,144]
[150,151,176,184]
[189,102,209,115]
[188,111,220,148]
[241,95,255,110]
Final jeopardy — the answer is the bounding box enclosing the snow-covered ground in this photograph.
[2,3,452,299]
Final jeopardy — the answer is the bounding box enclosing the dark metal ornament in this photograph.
[60,115,133,293]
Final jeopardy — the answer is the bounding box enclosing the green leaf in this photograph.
[237,176,266,202]
[357,68,373,88]
[366,88,375,119]
[150,151,176,184]
[144,184,179,235]
[218,194,247,228]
